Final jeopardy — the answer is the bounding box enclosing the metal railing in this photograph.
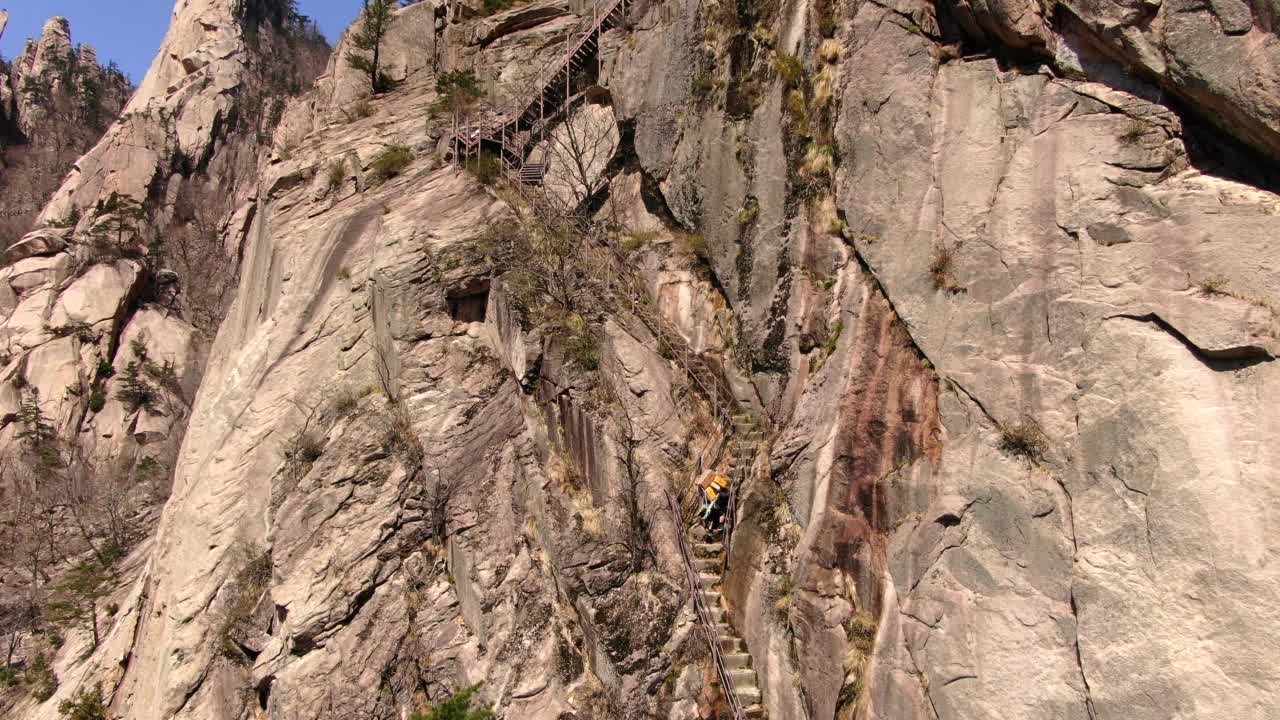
[454,0,633,172]
[477,99,766,712]
[668,490,750,720]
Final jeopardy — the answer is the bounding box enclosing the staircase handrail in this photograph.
[497,0,627,124]
[490,173,760,716]
[456,0,631,166]
[667,490,749,720]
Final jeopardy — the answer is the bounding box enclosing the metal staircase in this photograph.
[453,0,634,176]
[587,211,769,719]
[495,179,771,718]
[457,6,772,713]
[669,410,768,720]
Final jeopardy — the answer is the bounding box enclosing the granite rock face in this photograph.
[0,6,327,717]
[7,0,1280,718]
[611,0,1280,718]
[944,0,1280,165]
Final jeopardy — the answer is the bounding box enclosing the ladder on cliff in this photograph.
[453,0,634,178]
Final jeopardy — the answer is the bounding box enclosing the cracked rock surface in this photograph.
[7,0,1280,718]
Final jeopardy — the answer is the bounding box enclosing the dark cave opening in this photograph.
[447,279,491,323]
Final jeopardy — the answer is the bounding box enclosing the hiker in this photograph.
[700,473,731,537]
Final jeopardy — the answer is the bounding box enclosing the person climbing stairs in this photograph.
[669,410,768,719]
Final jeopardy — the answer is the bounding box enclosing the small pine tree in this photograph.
[435,69,483,122]
[347,0,398,93]
[89,192,146,251]
[49,205,82,229]
[411,686,496,720]
[46,560,109,650]
[16,389,59,467]
[57,685,106,720]
[115,341,158,414]
[26,652,57,701]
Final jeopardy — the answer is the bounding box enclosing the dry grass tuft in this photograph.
[1118,119,1148,146]
[836,610,878,709]
[819,38,843,63]
[571,488,605,538]
[675,231,708,260]
[929,244,963,293]
[774,53,804,86]
[998,421,1047,462]
[381,405,424,468]
[813,65,837,109]
[1197,275,1230,297]
[803,144,836,177]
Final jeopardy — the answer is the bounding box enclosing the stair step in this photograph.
[698,572,720,588]
[701,590,721,606]
[736,686,763,703]
[694,542,723,556]
[744,705,766,718]
[718,635,744,653]
[693,557,719,573]
[728,668,757,688]
[708,606,724,623]
[722,652,752,669]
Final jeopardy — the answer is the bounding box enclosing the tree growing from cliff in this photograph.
[57,684,107,720]
[45,559,109,650]
[88,192,147,255]
[435,69,483,123]
[347,0,399,94]
[116,340,160,414]
[16,390,60,468]
[411,685,496,720]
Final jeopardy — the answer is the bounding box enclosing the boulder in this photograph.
[132,408,172,445]
[1,288,56,349]
[538,100,620,209]
[47,260,141,331]
[6,227,69,263]
[7,253,72,295]
[116,307,199,384]
[470,1,571,46]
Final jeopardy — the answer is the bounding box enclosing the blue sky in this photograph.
[1,1,353,84]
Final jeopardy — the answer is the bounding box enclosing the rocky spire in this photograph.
[0,16,131,245]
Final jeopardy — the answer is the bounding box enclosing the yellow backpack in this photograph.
[704,474,730,502]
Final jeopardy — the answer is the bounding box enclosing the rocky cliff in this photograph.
[0,16,132,246]
[0,2,328,716]
[2,0,1279,719]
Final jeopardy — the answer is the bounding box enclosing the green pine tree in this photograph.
[347,0,398,93]
[46,560,109,650]
[16,389,59,467]
[115,340,158,414]
[57,685,107,720]
[411,686,496,720]
[435,69,483,123]
[89,192,146,252]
